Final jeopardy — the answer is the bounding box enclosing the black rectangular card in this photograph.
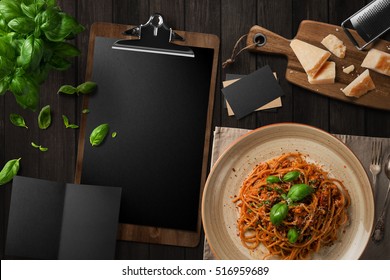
[221,65,285,119]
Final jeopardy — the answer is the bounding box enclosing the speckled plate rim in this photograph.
[202,123,374,260]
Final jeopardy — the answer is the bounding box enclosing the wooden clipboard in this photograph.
[75,21,219,247]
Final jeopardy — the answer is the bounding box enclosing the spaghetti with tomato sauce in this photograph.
[232,153,350,260]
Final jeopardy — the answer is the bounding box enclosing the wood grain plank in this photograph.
[0,85,5,258]
[221,0,257,129]
[37,0,78,182]
[115,241,150,260]
[328,0,366,136]
[112,0,150,25]
[291,0,329,130]
[255,0,293,127]
[76,0,113,119]
[184,0,221,131]
[149,0,185,30]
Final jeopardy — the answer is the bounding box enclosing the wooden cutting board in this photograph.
[246,20,390,111]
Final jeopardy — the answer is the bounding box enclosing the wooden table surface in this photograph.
[1,0,389,260]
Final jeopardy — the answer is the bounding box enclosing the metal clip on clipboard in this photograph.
[112,13,195,58]
[341,0,390,50]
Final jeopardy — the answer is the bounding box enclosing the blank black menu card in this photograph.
[5,176,122,260]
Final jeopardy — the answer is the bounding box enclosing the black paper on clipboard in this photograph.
[80,37,213,231]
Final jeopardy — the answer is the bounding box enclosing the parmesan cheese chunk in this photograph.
[308,61,335,84]
[343,65,355,74]
[361,48,390,77]
[321,34,346,58]
[342,69,375,98]
[290,39,331,77]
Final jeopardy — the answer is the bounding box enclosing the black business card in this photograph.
[222,65,285,119]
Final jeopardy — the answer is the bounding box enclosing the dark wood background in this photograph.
[1,0,389,260]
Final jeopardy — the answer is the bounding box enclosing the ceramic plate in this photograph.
[202,123,374,259]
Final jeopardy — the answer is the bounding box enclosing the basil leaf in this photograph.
[14,88,39,111]
[39,146,48,152]
[21,3,37,19]
[0,158,21,186]
[0,37,16,59]
[48,55,71,70]
[283,171,301,182]
[0,56,14,79]
[31,142,40,148]
[46,0,57,8]
[10,75,26,96]
[52,42,81,57]
[11,76,39,111]
[32,64,50,84]
[0,78,10,95]
[40,7,61,32]
[67,124,79,129]
[8,17,35,34]
[38,105,51,129]
[287,184,314,202]
[18,35,44,70]
[287,228,299,243]
[266,175,281,184]
[9,113,28,129]
[76,81,97,94]
[62,114,69,127]
[62,15,85,39]
[44,14,83,42]
[90,123,109,146]
[270,202,288,226]
[0,1,23,22]
[58,85,76,95]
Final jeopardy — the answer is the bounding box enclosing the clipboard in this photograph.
[75,15,219,247]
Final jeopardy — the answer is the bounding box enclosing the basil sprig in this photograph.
[269,183,313,226]
[62,114,78,129]
[0,0,84,110]
[267,170,314,228]
[31,142,48,152]
[0,158,21,186]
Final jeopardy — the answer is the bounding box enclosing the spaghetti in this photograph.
[232,153,350,260]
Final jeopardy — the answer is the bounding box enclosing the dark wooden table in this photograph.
[1,0,389,260]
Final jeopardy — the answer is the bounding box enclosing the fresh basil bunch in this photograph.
[0,0,84,110]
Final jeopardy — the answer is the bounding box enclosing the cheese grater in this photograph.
[341,0,390,50]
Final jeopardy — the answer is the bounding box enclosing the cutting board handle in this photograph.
[246,25,293,57]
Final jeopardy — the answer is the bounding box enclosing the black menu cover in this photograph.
[5,176,121,260]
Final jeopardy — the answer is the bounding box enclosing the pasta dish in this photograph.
[232,153,350,260]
